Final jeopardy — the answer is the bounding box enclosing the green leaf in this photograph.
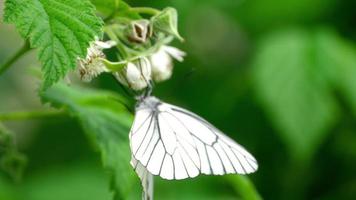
[226,175,262,200]
[21,164,113,200]
[252,28,339,161]
[4,0,103,90]
[314,29,356,114]
[0,175,17,200]
[41,84,137,199]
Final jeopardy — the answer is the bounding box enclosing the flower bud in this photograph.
[78,39,116,82]
[127,19,152,43]
[151,7,183,41]
[150,45,186,82]
[115,57,152,90]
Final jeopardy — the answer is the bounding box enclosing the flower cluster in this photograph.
[77,6,186,91]
[79,41,185,90]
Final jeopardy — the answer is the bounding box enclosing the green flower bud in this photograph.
[151,7,183,41]
[127,19,152,43]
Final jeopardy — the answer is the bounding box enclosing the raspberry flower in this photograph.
[150,45,186,82]
[78,39,116,82]
[114,57,152,90]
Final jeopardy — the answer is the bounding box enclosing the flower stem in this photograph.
[100,58,126,72]
[130,7,160,15]
[103,0,120,23]
[0,41,31,76]
[104,26,128,59]
[0,110,66,121]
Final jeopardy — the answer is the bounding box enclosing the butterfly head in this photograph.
[137,96,162,111]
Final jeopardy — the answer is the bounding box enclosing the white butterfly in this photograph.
[130,96,258,199]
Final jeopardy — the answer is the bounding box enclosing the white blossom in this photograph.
[150,45,186,82]
[115,57,152,91]
[78,39,116,82]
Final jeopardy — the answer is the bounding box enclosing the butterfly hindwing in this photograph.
[131,157,154,200]
[130,97,258,180]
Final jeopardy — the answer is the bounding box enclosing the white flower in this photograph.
[78,39,116,82]
[150,45,186,82]
[115,57,152,91]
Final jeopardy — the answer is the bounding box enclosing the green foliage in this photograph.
[90,0,119,17]
[314,30,356,114]
[91,0,140,20]
[234,0,335,32]
[41,84,137,199]
[21,164,112,200]
[253,28,356,161]
[0,123,27,181]
[1,0,355,199]
[226,175,262,200]
[4,0,103,90]
[0,163,113,200]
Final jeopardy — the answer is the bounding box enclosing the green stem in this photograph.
[100,58,126,72]
[0,41,31,76]
[104,26,128,59]
[103,0,120,23]
[130,7,160,15]
[0,110,66,121]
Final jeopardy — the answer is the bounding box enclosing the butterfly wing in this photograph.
[129,99,258,180]
[131,157,154,200]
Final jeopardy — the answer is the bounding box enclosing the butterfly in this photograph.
[129,96,258,200]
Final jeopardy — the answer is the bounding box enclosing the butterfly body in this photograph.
[130,96,258,182]
[136,96,162,111]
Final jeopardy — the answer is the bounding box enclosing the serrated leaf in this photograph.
[41,84,137,199]
[253,28,339,161]
[4,0,103,90]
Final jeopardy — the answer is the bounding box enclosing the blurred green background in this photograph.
[1,0,356,199]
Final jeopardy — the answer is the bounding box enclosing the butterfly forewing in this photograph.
[130,97,258,180]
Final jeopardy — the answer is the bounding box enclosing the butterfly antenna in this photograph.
[145,80,154,97]
[136,61,153,98]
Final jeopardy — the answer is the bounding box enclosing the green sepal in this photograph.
[151,7,184,41]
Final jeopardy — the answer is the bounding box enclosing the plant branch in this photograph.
[0,110,67,121]
[104,26,128,59]
[0,41,31,76]
[130,7,160,15]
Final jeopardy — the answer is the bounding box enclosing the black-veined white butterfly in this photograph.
[129,96,258,200]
